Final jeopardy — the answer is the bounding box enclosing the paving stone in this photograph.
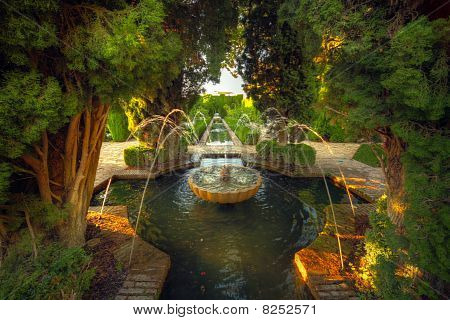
[122,281,135,288]
[128,274,154,282]
[118,287,145,295]
[135,281,160,289]
[317,284,340,291]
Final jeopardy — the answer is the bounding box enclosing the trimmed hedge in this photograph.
[107,105,130,142]
[124,145,153,167]
[352,144,385,168]
[124,140,188,167]
[256,140,316,166]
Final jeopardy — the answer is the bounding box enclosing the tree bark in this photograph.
[382,130,407,228]
[21,98,109,247]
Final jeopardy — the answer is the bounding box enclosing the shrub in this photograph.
[353,144,385,167]
[307,110,353,142]
[234,126,260,145]
[192,120,208,139]
[107,104,130,142]
[124,145,154,167]
[355,196,421,299]
[0,243,95,299]
[124,140,187,168]
[256,140,316,166]
[256,139,278,157]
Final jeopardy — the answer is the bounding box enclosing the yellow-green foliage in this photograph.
[224,97,262,144]
[107,104,130,142]
[358,195,439,299]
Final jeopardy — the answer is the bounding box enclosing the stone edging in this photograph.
[245,157,380,202]
[92,160,196,300]
[88,205,170,300]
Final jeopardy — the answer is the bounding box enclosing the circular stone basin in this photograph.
[188,165,262,204]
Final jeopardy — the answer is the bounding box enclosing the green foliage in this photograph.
[107,104,130,142]
[359,195,433,299]
[287,1,449,296]
[123,141,187,168]
[123,145,154,167]
[0,163,12,204]
[0,71,77,159]
[401,129,450,284]
[256,140,316,166]
[188,94,244,119]
[0,243,94,299]
[238,0,317,119]
[234,126,261,145]
[223,97,262,144]
[353,144,385,168]
[306,110,351,142]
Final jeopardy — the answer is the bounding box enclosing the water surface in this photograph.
[92,170,361,299]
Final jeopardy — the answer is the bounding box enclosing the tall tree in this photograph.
[282,0,449,292]
[125,0,240,127]
[238,0,316,119]
[0,0,182,246]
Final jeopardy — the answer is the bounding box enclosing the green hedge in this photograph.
[107,105,130,142]
[124,141,188,167]
[352,144,385,167]
[256,140,316,166]
[124,145,153,167]
[234,126,260,145]
[192,120,208,140]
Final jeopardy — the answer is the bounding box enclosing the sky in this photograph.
[203,68,245,95]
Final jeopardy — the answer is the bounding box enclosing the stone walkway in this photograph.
[88,206,170,300]
[295,203,376,299]
[95,141,138,187]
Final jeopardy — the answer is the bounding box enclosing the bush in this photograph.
[107,104,130,142]
[307,110,353,142]
[192,120,208,139]
[256,140,316,166]
[124,145,154,167]
[355,196,421,299]
[124,141,187,168]
[353,144,385,167]
[235,126,260,145]
[0,243,95,299]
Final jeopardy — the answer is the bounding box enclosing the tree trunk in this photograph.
[21,98,109,247]
[382,130,407,228]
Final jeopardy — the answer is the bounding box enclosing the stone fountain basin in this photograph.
[188,165,262,204]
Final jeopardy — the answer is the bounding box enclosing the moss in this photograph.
[352,144,385,167]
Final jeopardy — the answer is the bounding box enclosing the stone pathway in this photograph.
[88,206,170,300]
[295,203,376,300]
[95,141,138,187]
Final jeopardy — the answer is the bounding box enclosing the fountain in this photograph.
[188,165,262,204]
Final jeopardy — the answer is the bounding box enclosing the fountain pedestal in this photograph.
[188,165,262,204]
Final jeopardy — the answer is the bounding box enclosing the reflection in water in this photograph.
[92,169,363,299]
